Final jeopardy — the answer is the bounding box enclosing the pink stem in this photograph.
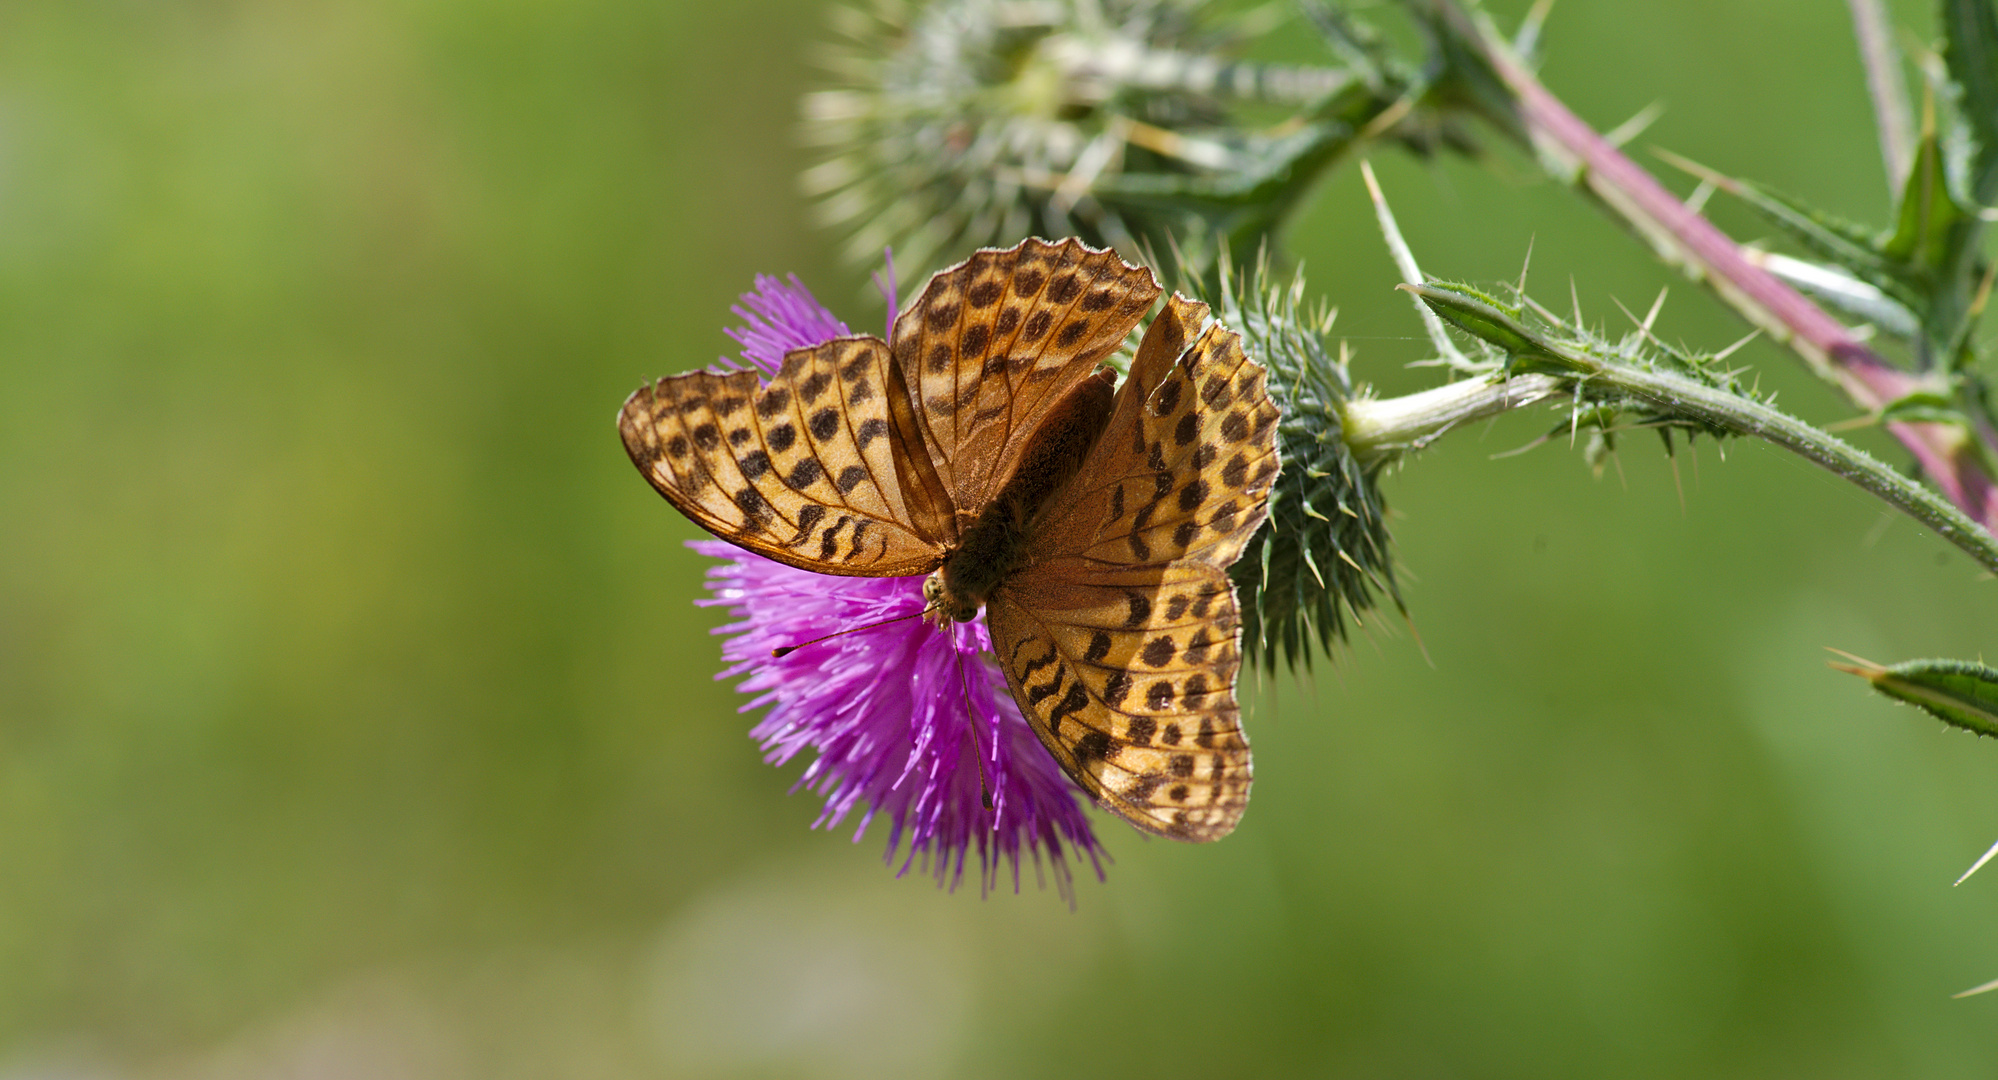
[1435,1,1998,530]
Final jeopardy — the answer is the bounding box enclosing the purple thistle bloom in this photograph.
[691,270,1107,900]
[718,273,852,375]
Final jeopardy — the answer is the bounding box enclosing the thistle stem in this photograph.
[1846,0,1915,190]
[1587,355,1998,575]
[1418,0,1998,535]
[1403,283,1998,575]
[1341,374,1562,464]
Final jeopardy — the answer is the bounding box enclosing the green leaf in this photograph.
[1833,653,1998,737]
[1940,0,1998,205]
[1684,166,1927,311]
[1093,68,1461,263]
[1753,253,1923,340]
[1882,129,1977,277]
[1661,122,1987,369]
[1875,390,1967,425]
[1400,282,1580,373]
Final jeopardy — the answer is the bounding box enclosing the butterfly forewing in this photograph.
[987,564,1252,841]
[890,238,1161,517]
[619,337,952,576]
[1033,295,1282,569]
[1080,320,1281,567]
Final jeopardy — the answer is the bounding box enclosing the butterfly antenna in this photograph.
[953,643,995,812]
[770,605,934,658]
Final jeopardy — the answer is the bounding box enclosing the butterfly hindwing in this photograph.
[619,336,952,576]
[989,299,1280,841]
[987,564,1252,841]
[890,237,1161,518]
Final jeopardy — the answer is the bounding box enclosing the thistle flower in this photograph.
[690,270,1106,899]
[694,543,1104,899]
[1210,253,1401,672]
[801,0,1438,276]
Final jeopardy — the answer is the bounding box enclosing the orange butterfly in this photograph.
[620,238,1279,840]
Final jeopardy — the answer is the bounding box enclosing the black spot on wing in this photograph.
[734,487,773,531]
[855,418,888,449]
[1173,413,1199,447]
[1027,666,1066,706]
[1222,453,1248,488]
[961,322,990,358]
[816,516,849,559]
[787,459,823,489]
[1221,411,1250,443]
[1050,683,1091,725]
[1019,644,1058,680]
[1177,479,1208,512]
[1085,632,1112,663]
[1073,728,1112,760]
[789,505,826,544]
[1182,629,1214,663]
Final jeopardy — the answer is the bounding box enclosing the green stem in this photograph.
[1404,283,1998,575]
[1593,359,1998,575]
[1411,0,1998,534]
[1341,374,1562,466]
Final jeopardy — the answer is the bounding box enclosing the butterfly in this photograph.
[618,238,1280,840]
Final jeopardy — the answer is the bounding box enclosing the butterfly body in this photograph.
[927,369,1116,626]
[622,238,1279,840]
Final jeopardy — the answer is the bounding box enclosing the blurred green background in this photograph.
[4,0,1998,1076]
